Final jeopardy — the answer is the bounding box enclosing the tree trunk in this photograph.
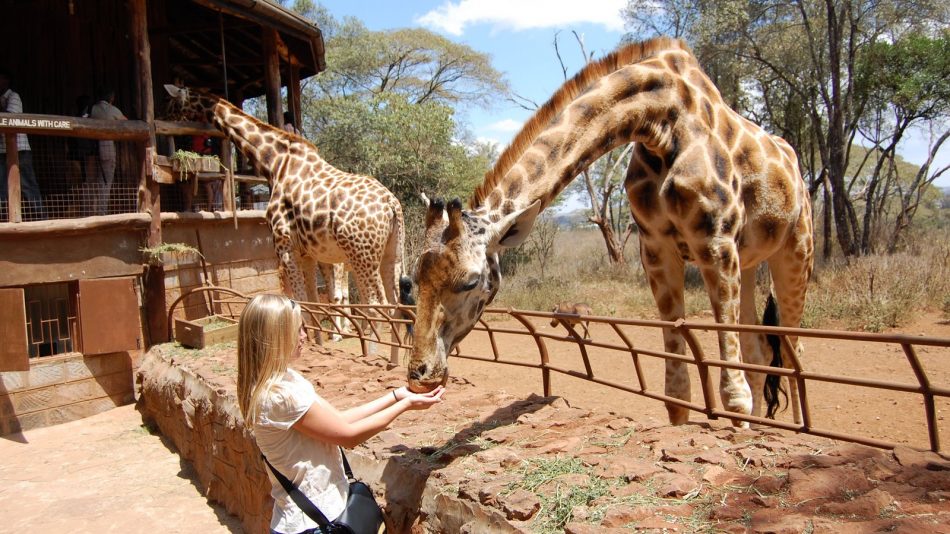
[822,174,833,260]
[590,215,626,265]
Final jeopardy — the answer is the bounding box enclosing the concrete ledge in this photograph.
[0,352,135,435]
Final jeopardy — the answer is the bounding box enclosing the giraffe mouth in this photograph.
[407,367,449,393]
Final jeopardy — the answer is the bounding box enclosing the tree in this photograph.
[854,32,950,252]
[278,7,508,217]
[311,17,508,108]
[524,213,560,280]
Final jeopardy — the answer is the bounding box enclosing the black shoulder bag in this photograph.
[262,448,385,534]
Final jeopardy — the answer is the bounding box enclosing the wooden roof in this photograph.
[161,0,326,98]
[0,0,325,118]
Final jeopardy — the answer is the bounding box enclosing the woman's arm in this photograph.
[292,386,444,448]
[339,386,412,423]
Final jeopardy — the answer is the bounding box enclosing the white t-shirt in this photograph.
[255,368,348,533]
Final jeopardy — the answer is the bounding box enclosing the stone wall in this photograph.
[135,344,528,534]
[0,351,135,435]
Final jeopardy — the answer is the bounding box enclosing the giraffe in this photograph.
[407,38,814,427]
[163,85,406,364]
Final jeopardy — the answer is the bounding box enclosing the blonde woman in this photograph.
[237,294,444,534]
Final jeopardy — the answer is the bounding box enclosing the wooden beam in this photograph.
[3,134,21,223]
[155,120,226,138]
[0,115,150,140]
[0,213,151,237]
[0,210,266,238]
[262,27,282,126]
[289,63,302,130]
[131,0,167,346]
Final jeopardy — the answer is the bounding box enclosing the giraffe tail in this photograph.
[398,275,415,341]
[762,293,787,418]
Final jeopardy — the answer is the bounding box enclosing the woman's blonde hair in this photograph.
[237,294,303,425]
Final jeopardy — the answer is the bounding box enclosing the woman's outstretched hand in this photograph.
[398,385,445,410]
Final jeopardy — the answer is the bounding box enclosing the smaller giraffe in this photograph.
[164,84,408,363]
[550,302,592,339]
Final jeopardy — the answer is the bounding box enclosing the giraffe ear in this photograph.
[163,84,186,99]
[489,200,542,250]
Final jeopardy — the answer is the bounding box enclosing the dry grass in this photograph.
[493,228,950,332]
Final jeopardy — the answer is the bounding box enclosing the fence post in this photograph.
[509,310,552,397]
[901,343,940,452]
[676,320,717,420]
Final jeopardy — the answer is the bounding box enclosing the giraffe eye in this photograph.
[457,275,480,293]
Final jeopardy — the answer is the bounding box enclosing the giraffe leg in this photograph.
[318,262,345,342]
[274,237,307,302]
[739,266,770,420]
[698,240,752,428]
[767,241,813,426]
[348,255,388,359]
[381,214,404,366]
[299,255,325,345]
[639,239,690,425]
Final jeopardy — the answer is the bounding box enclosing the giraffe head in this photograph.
[162,84,216,123]
[407,197,540,392]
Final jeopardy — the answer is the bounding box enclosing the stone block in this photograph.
[13,387,54,413]
[64,358,94,381]
[15,409,49,432]
[0,370,28,391]
[28,360,66,388]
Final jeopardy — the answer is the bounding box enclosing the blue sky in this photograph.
[315,0,949,189]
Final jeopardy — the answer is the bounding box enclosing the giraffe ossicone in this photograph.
[408,37,813,428]
[163,84,408,364]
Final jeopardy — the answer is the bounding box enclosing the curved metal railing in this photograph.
[166,286,950,453]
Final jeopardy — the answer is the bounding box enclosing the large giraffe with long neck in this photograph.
[408,38,813,426]
[163,85,405,362]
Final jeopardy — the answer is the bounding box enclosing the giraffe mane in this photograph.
[470,36,689,209]
[192,88,319,150]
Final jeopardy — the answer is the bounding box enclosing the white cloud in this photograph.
[484,118,523,133]
[416,0,627,36]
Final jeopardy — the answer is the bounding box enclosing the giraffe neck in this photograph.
[204,98,322,183]
[473,42,702,221]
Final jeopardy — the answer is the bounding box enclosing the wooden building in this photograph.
[0,0,325,434]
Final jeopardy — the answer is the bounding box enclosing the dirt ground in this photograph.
[0,403,241,533]
[0,311,947,533]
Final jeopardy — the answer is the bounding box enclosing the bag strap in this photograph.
[260,447,354,529]
[339,447,355,482]
[261,453,332,529]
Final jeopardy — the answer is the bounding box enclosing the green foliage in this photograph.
[857,32,950,120]
[307,92,490,202]
[140,242,203,266]
[284,7,507,207]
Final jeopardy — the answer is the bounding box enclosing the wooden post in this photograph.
[130,0,167,344]
[262,27,283,127]
[289,63,302,130]
[4,135,21,223]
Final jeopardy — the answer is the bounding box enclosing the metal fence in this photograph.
[169,286,950,453]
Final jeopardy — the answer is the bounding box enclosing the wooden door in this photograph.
[0,288,29,371]
[78,278,143,355]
